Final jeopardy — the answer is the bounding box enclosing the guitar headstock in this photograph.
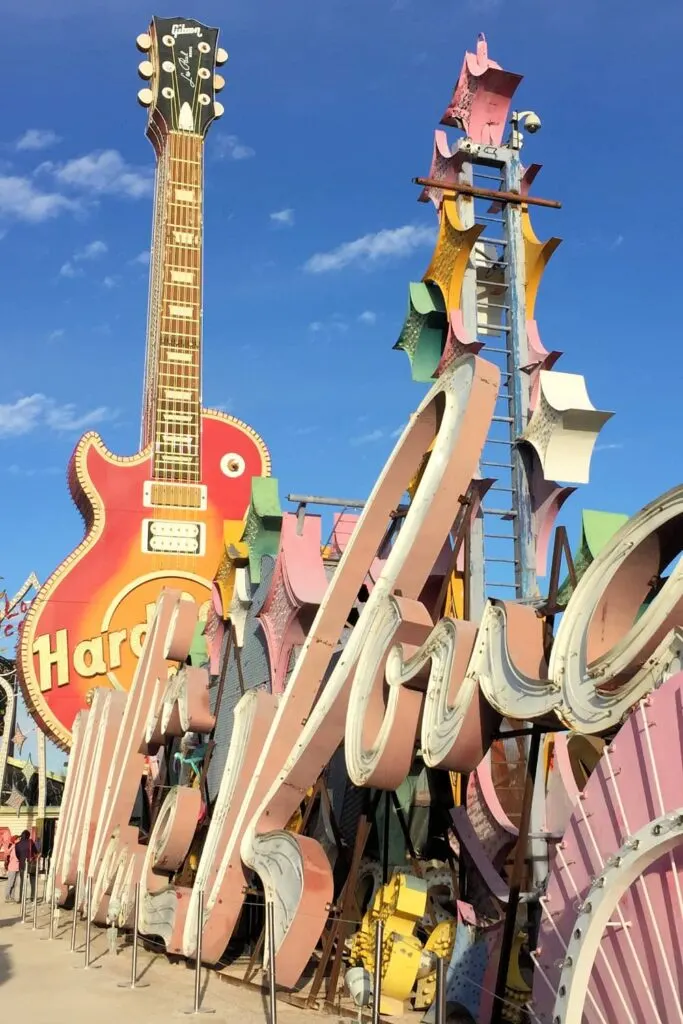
[136,17,227,142]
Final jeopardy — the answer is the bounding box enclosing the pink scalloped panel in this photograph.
[259,513,328,696]
[328,512,359,559]
[204,599,224,676]
[435,310,484,378]
[440,34,523,147]
[528,468,576,577]
[418,130,464,209]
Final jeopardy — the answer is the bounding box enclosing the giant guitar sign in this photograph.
[18,17,269,749]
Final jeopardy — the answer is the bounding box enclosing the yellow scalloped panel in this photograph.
[423,200,482,312]
[522,210,561,321]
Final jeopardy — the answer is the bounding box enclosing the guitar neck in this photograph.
[142,131,204,484]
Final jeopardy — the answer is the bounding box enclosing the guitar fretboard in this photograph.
[142,131,204,484]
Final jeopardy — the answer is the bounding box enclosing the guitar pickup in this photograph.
[141,519,206,556]
[143,480,207,511]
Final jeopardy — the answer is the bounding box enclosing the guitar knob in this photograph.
[215,47,229,65]
[137,88,154,107]
[213,74,225,92]
[138,60,154,80]
[136,32,152,52]
[214,101,225,118]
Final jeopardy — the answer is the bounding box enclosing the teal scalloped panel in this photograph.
[393,282,447,383]
[241,476,283,584]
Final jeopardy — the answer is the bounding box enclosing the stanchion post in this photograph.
[42,865,61,942]
[69,871,82,953]
[118,882,149,990]
[72,876,101,970]
[435,956,446,1024]
[32,879,39,930]
[20,862,29,923]
[43,857,51,904]
[372,917,384,1024]
[183,890,215,1015]
[267,901,278,1024]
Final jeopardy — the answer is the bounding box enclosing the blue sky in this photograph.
[1,0,682,627]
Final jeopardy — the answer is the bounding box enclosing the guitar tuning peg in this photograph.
[215,47,229,65]
[138,60,154,81]
[214,101,225,119]
[137,88,154,108]
[136,33,152,53]
[213,74,225,92]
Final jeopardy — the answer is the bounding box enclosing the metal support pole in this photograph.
[69,871,82,953]
[266,901,278,1024]
[490,725,542,1024]
[20,861,29,923]
[42,866,60,942]
[183,890,214,1015]
[372,918,384,1024]
[435,956,446,1024]
[118,882,149,989]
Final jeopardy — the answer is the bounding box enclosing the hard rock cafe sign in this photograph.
[51,354,683,994]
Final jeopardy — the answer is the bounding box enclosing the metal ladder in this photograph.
[469,165,521,600]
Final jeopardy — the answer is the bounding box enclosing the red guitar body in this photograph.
[19,410,269,747]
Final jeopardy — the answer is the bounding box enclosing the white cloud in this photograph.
[43,149,152,199]
[308,315,348,335]
[350,428,385,446]
[0,394,116,438]
[47,329,65,343]
[390,425,405,438]
[214,135,255,161]
[0,175,79,223]
[59,239,108,278]
[270,208,295,227]
[358,310,377,325]
[132,250,150,266]
[16,129,61,152]
[304,223,436,273]
[102,276,118,289]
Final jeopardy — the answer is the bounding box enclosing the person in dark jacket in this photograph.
[15,831,37,903]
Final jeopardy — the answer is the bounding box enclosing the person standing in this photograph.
[15,831,37,904]
[4,836,20,903]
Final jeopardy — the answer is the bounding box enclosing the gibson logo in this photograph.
[172,23,203,39]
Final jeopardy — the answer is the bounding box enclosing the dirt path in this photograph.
[0,893,316,1023]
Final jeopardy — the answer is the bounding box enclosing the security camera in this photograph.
[524,112,542,134]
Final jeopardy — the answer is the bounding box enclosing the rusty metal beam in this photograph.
[413,177,562,210]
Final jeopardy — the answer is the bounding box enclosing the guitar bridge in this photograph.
[143,480,207,511]
[141,519,206,556]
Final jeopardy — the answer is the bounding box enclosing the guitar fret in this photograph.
[164,350,193,363]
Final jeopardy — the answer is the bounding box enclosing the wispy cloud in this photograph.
[40,149,152,199]
[47,328,65,343]
[0,395,117,438]
[214,135,255,161]
[102,275,118,289]
[390,425,405,438]
[350,428,385,446]
[270,208,295,227]
[594,442,623,452]
[293,425,318,437]
[59,239,108,279]
[304,223,436,273]
[131,250,150,266]
[7,463,61,477]
[610,235,624,250]
[16,129,61,152]
[358,310,377,325]
[0,175,79,223]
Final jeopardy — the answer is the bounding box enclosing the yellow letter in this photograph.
[73,636,107,678]
[33,630,69,691]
